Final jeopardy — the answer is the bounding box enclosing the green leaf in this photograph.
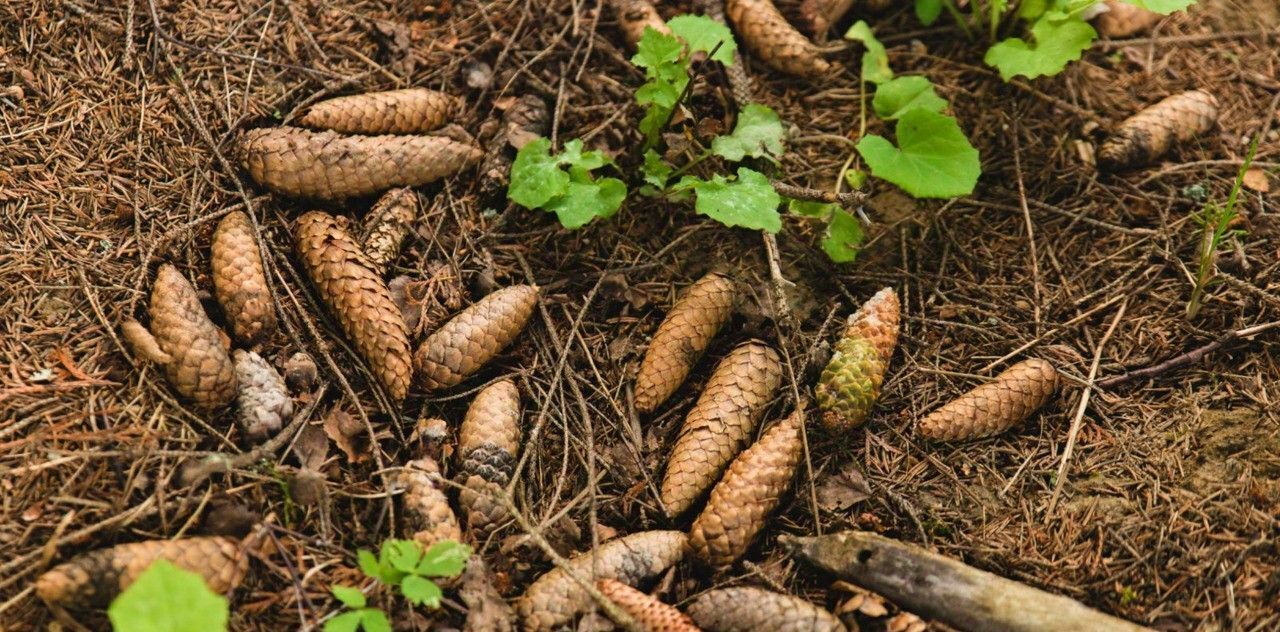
[788,199,838,218]
[324,611,366,632]
[1120,0,1195,14]
[712,103,785,162]
[400,575,444,608]
[1018,0,1049,19]
[856,109,980,198]
[844,21,894,84]
[667,15,737,65]
[639,105,672,145]
[107,560,229,632]
[544,174,628,229]
[360,609,392,632]
[558,139,611,171]
[642,149,672,189]
[915,0,943,25]
[844,168,868,190]
[984,14,1096,81]
[331,585,367,609]
[357,551,382,581]
[635,75,685,109]
[385,540,423,574]
[416,540,473,578]
[872,76,948,120]
[632,28,684,70]
[678,168,782,232]
[822,210,865,263]
[510,138,570,209]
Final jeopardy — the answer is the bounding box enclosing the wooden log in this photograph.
[779,531,1151,632]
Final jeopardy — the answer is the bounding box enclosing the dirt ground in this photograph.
[1,0,1278,630]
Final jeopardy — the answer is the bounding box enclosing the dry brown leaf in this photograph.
[323,408,367,463]
[816,463,872,513]
[1243,168,1271,193]
[293,423,330,470]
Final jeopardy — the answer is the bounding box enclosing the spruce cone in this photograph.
[1093,0,1161,38]
[688,408,804,569]
[518,531,688,632]
[358,187,419,277]
[814,288,899,432]
[726,0,831,78]
[1097,90,1219,171]
[608,0,671,49]
[798,0,892,37]
[232,350,293,441]
[917,358,1059,441]
[686,587,845,632]
[660,340,783,518]
[211,211,276,346]
[144,264,238,411]
[295,211,412,401]
[457,379,522,538]
[399,457,463,549]
[36,537,248,610]
[414,285,538,391]
[297,88,460,135]
[597,579,701,632]
[634,272,737,414]
[239,127,483,200]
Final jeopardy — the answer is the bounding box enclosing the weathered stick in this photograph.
[781,531,1151,632]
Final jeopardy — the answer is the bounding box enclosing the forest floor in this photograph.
[1,0,1278,630]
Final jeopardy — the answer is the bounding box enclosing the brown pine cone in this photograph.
[210,210,276,346]
[146,264,238,411]
[414,285,538,391]
[688,408,803,569]
[1097,90,1219,171]
[607,0,671,49]
[358,188,419,277]
[518,531,688,632]
[239,127,483,200]
[36,536,248,610]
[1093,0,1162,38]
[659,340,783,518]
[294,211,412,401]
[297,88,460,135]
[917,358,1059,441]
[686,587,845,632]
[597,578,701,632]
[798,0,892,37]
[232,349,293,441]
[457,379,521,538]
[399,457,463,550]
[634,272,737,415]
[121,318,170,365]
[726,0,831,78]
[814,288,900,432]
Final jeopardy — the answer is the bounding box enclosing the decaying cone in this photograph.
[399,457,463,549]
[414,285,538,391]
[1093,0,1161,38]
[814,288,900,432]
[596,579,701,632]
[461,556,518,632]
[478,95,550,207]
[36,536,248,610]
[211,211,277,346]
[799,0,892,38]
[688,408,804,569]
[1097,90,1219,171]
[239,127,483,200]
[294,211,412,401]
[518,530,688,632]
[686,587,846,632]
[358,187,419,277]
[127,264,238,411]
[457,379,522,538]
[659,340,783,518]
[917,358,1059,441]
[634,272,737,414]
[608,0,671,49]
[726,0,831,78]
[232,350,293,440]
[297,88,460,135]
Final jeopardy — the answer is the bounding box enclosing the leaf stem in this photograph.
[941,0,974,40]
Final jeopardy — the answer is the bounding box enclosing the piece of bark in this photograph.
[597,578,701,631]
[297,88,460,135]
[211,210,277,346]
[144,264,238,411]
[814,288,900,432]
[238,127,483,200]
[399,457,463,550]
[916,359,1058,441]
[358,187,419,277]
[457,379,522,538]
[686,587,845,632]
[232,349,293,441]
[121,318,171,364]
[634,272,737,414]
[781,531,1152,632]
[726,0,831,78]
[414,285,538,391]
[478,95,550,208]
[1093,0,1161,38]
[1097,90,1219,171]
[608,0,671,49]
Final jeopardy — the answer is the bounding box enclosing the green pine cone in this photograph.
[815,335,887,432]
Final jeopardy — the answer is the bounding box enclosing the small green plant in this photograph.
[108,561,229,632]
[325,539,470,632]
[1186,138,1255,319]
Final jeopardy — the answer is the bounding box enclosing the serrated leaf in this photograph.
[324,610,366,632]
[632,28,684,70]
[788,199,838,218]
[400,575,443,608]
[915,0,943,25]
[385,540,423,574]
[107,561,229,632]
[712,103,784,162]
[357,550,381,581]
[667,15,737,65]
[872,76,948,119]
[822,209,865,263]
[1121,0,1195,14]
[856,109,980,198]
[544,173,628,229]
[416,540,473,578]
[360,609,392,632]
[510,138,570,209]
[636,76,685,109]
[642,149,672,189]
[639,105,672,145]
[984,14,1096,81]
[844,21,893,84]
[331,585,367,609]
[679,168,782,232]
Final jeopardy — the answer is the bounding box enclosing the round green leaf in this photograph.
[712,103,785,162]
[686,168,782,232]
[107,560,229,632]
[856,109,980,199]
[509,138,569,209]
[984,15,1096,81]
[872,76,948,120]
[822,210,865,263]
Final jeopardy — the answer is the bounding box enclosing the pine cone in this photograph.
[917,358,1059,441]
[399,457,463,549]
[686,587,845,632]
[518,531,687,632]
[145,264,238,411]
[36,536,248,610]
[634,272,737,414]
[294,211,412,401]
[297,88,460,135]
[726,0,831,78]
[607,0,671,49]
[414,285,538,391]
[358,187,419,277]
[597,579,700,632]
[232,349,293,441]
[1098,90,1218,171]
[660,340,782,518]
[688,408,803,569]
[815,288,899,432]
[210,210,276,346]
[1093,0,1161,38]
[457,379,522,538]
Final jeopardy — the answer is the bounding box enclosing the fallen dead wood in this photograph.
[781,531,1152,632]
